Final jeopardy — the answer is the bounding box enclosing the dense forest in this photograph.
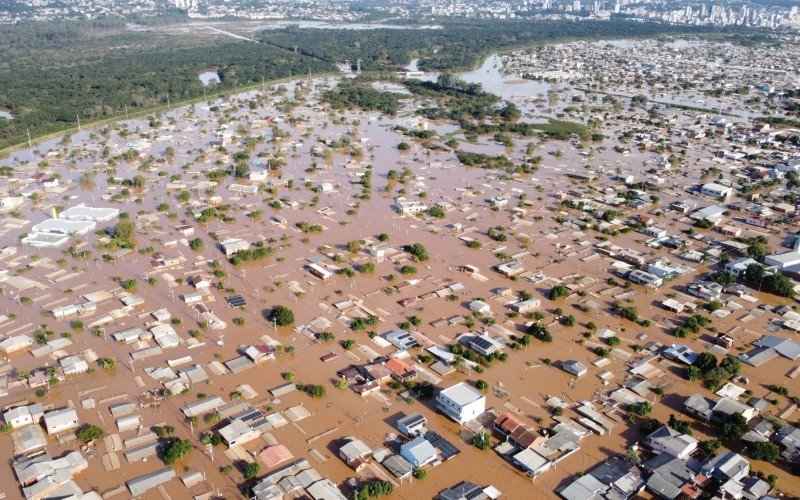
[258,18,722,73]
[0,18,742,150]
[0,39,332,149]
[321,80,400,115]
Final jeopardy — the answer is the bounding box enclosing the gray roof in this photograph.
[753,336,800,360]
[439,482,487,500]
[701,451,749,480]
[643,454,695,499]
[740,346,779,366]
[339,438,371,462]
[127,468,176,496]
[559,475,605,500]
[305,478,347,500]
[381,454,413,479]
[684,394,714,419]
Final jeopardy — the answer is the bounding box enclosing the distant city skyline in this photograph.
[1,0,799,29]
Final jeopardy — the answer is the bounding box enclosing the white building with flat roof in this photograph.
[31,219,95,235]
[59,204,120,222]
[700,183,733,200]
[436,382,485,424]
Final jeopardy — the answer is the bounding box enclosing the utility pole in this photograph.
[124,104,128,120]
[76,114,81,132]
[26,128,32,149]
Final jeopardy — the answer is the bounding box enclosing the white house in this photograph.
[43,408,79,435]
[700,183,733,200]
[468,300,491,315]
[436,382,486,425]
[3,403,42,429]
[396,199,428,214]
[400,436,438,467]
[725,257,758,278]
[219,419,260,447]
[0,335,33,354]
[220,238,250,256]
[644,425,698,460]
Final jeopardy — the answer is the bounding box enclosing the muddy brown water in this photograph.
[0,70,798,499]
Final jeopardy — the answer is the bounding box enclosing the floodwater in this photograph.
[199,70,222,86]
[0,61,799,500]
[405,54,552,101]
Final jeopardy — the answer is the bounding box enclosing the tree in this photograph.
[244,461,261,479]
[76,425,105,443]
[428,206,445,218]
[629,401,652,416]
[162,439,193,464]
[188,238,203,251]
[154,425,175,438]
[719,412,750,440]
[710,271,735,285]
[527,323,552,343]
[624,445,641,465]
[693,352,718,373]
[550,285,569,300]
[700,439,721,456]
[747,242,767,259]
[99,357,116,370]
[353,480,394,500]
[399,265,417,275]
[413,469,427,479]
[406,243,429,262]
[114,219,136,241]
[720,356,741,376]
[749,441,780,462]
[308,385,326,399]
[475,380,489,391]
[472,432,491,450]
[764,272,796,298]
[269,305,295,326]
[668,414,692,436]
[341,339,356,350]
[686,366,702,381]
[745,263,765,283]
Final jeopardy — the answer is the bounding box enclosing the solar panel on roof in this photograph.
[400,414,425,427]
[424,431,460,460]
[226,295,246,307]
[465,489,483,500]
[471,337,493,349]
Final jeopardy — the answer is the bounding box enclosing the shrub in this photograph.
[308,385,327,399]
